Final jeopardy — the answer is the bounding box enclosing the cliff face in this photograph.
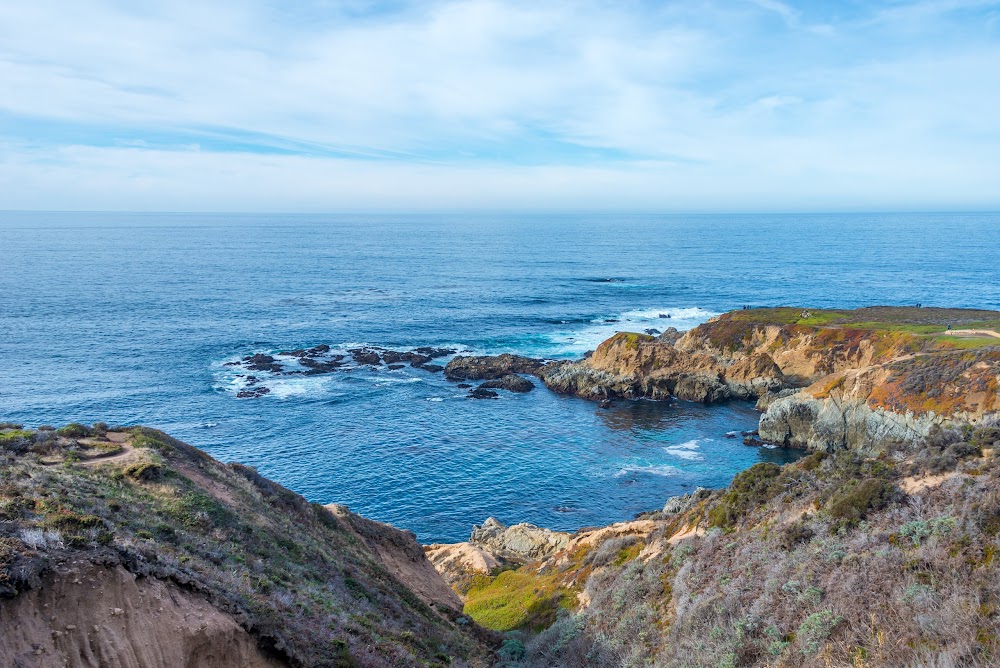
[539,332,784,403]
[541,307,1000,452]
[0,426,490,668]
[0,562,284,668]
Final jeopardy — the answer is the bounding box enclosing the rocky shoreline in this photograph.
[228,306,999,453]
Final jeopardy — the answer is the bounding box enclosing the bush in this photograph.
[708,463,783,528]
[826,478,896,532]
[969,427,1000,449]
[0,430,34,454]
[123,460,163,481]
[56,423,91,438]
[898,516,956,546]
[797,610,842,655]
[779,519,814,550]
[498,638,527,663]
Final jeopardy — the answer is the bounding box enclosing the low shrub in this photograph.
[0,430,34,454]
[56,423,92,438]
[708,463,783,528]
[796,610,842,655]
[123,459,163,481]
[826,478,896,532]
[779,519,814,550]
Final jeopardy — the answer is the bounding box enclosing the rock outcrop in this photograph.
[539,332,785,403]
[425,518,572,596]
[444,354,545,381]
[479,374,535,393]
[541,307,1000,453]
[469,517,571,563]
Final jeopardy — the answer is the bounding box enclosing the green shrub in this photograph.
[899,516,956,546]
[0,430,35,453]
[708,463,783,528]
[57,423,91,438]
[779,519,814,550]
[498,638,527,663]
[826,478,896,532]
[797,610,842,655]
[969,427,1000,449]
[123,460,163,481]
[799,451,828,471]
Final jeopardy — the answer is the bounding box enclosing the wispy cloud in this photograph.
[0,0,997,211]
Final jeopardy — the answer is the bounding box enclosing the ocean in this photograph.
[2,211,998,542]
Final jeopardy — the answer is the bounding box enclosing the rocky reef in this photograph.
[539,307,1000,453]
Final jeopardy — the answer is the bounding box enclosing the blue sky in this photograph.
[1,0,998,211]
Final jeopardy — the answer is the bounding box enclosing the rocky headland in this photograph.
[529,306,1000,452]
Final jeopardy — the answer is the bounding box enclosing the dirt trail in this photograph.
[942,329,1000,339]
[80,444,136,467]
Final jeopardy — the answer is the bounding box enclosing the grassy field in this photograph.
[721,306,1000,349]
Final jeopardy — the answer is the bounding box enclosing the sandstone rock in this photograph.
[424,542,501,592]
[479,374,535,393]
[657,327,682,345]
[469,517,570,563]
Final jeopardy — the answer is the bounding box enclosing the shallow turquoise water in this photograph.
[1,212,997,541]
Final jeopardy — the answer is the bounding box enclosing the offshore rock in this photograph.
[445,354,545,381]
[479,374,535,393]
[468,387,499,399]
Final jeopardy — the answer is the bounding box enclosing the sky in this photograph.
[0,0,998,212]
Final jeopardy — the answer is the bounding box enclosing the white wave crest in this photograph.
[664,438,705,460]
[614,464,681,478]
[540,306,719,358]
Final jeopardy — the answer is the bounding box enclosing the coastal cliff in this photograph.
[443,425,1000,667]
[539,307,1000,452]
[0,425,490,668]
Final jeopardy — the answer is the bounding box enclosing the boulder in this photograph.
[418,364,444,373]
[479,374,535,393]
[243,354,282,373]
[445,354,545,381]
[348,348,382,366]
[657,327,682,345]
[662,487,711,514]
[468,388,499,399]
[469,517,570,563]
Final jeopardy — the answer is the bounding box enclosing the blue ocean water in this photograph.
[1,212,998,542]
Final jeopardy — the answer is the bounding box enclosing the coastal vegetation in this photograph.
[462,423,1000,667]
[0,424,490,667]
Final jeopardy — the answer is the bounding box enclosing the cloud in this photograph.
[0,0,997,211]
